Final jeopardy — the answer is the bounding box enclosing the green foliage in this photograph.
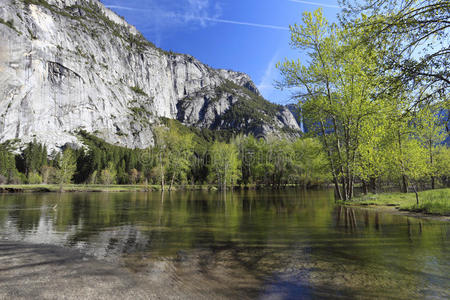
[40,165,57,184]
[213,80,283,131]
[100,162,117,185]
[130,86,148,96]
[0,17,19,33]
[75,131,144,184]
[153,121,195,190]
[129,168,139,184]
[277,8,449,199]
[0,143,19,183]
[16,141,48,175]
[340,0,449,105]
[58,149,77,184]
[434,146,450,178]
[209,142,241,190]
[277,9,381,200]
[291,138,330,186]
[27,172,42,184]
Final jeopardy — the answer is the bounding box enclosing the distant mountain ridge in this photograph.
[0,0,301,151]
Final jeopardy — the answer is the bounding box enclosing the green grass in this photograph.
[348,188,450,216]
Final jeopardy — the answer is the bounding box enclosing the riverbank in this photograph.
[344,188,450,217]
[0,184,314,193]
[0,184,218,193]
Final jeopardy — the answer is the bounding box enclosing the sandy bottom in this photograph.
[1,240,448,299]
[0,241,231,300]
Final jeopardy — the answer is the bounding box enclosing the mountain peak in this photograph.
[0,0,300,151]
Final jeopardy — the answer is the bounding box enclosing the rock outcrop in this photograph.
[0,0,300,151]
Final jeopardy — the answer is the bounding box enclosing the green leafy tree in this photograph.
[57,149,77,190]
[153,127,169,191]
[100,162,117,185]
[28,172,42,184]
[291,138,330,188]
[340,0,449,104]
[209,142,241,190]
[129,168,139,185]
[277,9,381,200]
[154,122,195,191]
[0,143,19,184]
[167,130,194,191]
[415,106,447,189]
[399,139,429,204]
[355,110,392,194]
[268,138,294,188]
[434,146,450,183]
[17,141,48,176]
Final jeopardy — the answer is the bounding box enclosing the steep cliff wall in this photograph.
[0,0,300,151]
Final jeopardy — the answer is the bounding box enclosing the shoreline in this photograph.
[343,203,450,222]
[340,188,450,221]
[0,184,324,194]
[0,184,216,193]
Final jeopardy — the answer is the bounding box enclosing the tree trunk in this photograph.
[362,180,368,195]
[341,177,348,201]
[369,177,376,194]
[159,153,165,192]
[401,175,408,193]
[319,121,342,201]
[169,172,176,192]
[412,184,419,205]
[430,140,435,189]
[398,131,408,193]
[333,177,343,201]
[349,176,354,200]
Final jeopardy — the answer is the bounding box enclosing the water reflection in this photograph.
[0,190,448,299]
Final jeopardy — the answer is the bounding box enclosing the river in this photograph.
[0,190,448,299]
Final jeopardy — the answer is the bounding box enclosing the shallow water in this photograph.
[0,190,448,299]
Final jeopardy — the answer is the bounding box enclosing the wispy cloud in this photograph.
[288,0,341,8]
[105,5,138,11]
[258,52,280,95]
[104,2,287,32]
[202,17,288,31]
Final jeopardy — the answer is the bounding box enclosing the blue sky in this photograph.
[101,0,341,105]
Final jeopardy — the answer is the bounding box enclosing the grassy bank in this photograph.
[0,184,219,193]
[346,188,450,216]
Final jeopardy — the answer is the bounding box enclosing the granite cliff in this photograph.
[0,0,300,151]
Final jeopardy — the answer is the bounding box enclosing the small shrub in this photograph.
[130,85,148,96]
[0,17,19,33]
[28,172,42,184]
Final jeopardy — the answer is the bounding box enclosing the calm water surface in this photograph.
[0,190,448,299]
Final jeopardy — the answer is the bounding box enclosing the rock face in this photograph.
[0,0,300,150]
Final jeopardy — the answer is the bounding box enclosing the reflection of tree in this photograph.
[335,206,358,232]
